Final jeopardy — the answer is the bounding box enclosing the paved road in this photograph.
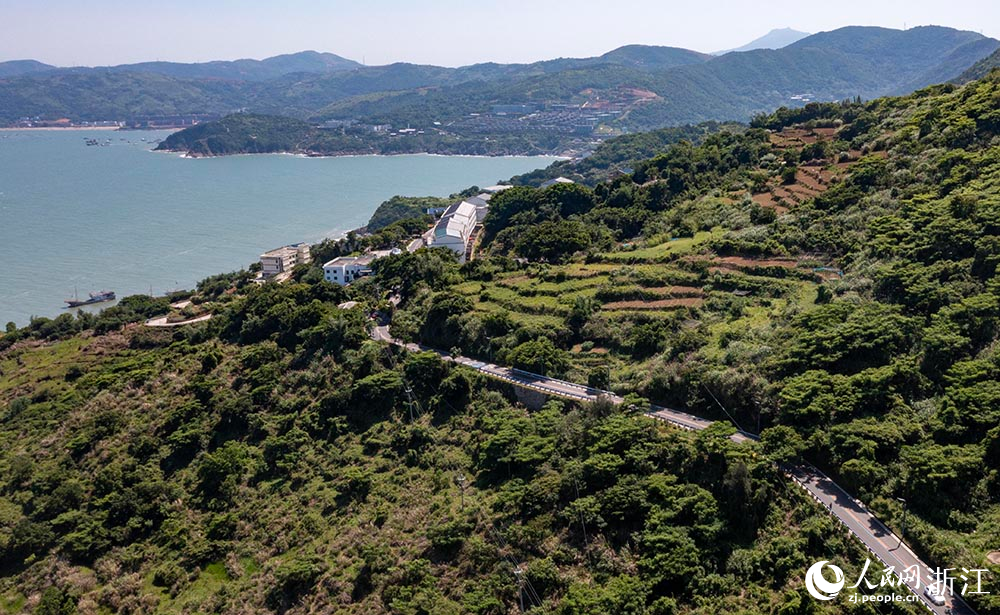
[787,464,975,614]
[372,325,731,437]
[372,324,979,614]
[145,313,213,327]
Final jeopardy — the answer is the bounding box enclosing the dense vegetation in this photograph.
[387,73,1000,612]
[156,114,571,157]
[156,114,316,157]
[0,278,883,614]
[4,70,1000,614]
[956,51,1000,83]
[510,122,744,186]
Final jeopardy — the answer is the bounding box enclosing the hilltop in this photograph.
[4,70,1000,613]
[0,51,360,81]
[713,27,810,54]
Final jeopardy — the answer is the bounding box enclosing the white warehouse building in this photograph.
[428,200,478,261]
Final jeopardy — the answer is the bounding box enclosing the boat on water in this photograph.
[65,289,116,308]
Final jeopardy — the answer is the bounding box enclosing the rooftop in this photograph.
[261,243,310,259]
[539,177,575,188]
[323,255,375,268]
[482,184,514,193]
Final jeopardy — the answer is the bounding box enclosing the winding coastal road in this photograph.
[372,323,979,614]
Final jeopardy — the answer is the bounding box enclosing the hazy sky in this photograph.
[3,0,998,67]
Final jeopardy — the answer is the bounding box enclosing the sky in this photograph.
[2,0,999,67]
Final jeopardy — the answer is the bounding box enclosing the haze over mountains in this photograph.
[0,51,361,81]
[0,25,997,148]
[713,27,811,54]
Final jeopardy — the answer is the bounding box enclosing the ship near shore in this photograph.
[65,289,116,308]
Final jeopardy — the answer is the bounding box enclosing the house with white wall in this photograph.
[323,255,375,286]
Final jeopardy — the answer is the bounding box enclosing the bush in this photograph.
[266,558,323,611]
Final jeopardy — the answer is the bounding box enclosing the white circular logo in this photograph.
[805,560,845,601]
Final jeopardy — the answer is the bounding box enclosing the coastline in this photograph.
[0,126,123,131]
[164,147,573,161]
[0,139,556,327]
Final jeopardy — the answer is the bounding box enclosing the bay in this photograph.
[0,129,556,326]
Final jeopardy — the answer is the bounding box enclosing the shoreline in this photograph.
[0,126,123,131]
[165,148,573,161]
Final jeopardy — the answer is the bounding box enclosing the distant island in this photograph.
[154,114,578,157]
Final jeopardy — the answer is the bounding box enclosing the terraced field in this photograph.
[751,125,857,213]
[457,222,838,378]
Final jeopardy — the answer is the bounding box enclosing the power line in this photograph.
[702,382,748,435]
[386,339,544,611]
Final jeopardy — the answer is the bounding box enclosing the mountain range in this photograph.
[0,50,360,81]
[1,26,997,150]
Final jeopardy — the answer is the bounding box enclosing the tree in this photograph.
[513,219,592,262]
[34,587,76,615]
[760,425,806,463]
[781,164,798,184]
[506,338,569,376]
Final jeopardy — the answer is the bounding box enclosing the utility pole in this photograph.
[897,497,907,547]
[403,384,416,421]
[455,473,467,510]
[514,566,526,613]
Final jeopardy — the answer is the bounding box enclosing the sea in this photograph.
[0,129,557,327]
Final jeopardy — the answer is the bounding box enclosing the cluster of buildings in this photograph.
[451,93,652,136]
[256,177,574,287]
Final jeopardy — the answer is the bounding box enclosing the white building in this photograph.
[464,194,493,223]
[428,200,478,261]
[259,243,311,278]
[482,184,514,194]
[323,255,375,286]
[539,176,575,189]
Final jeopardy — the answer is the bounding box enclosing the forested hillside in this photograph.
[957,48,1000,83]
[6,26,998,159]
[388,70,1000,612]
[3,71,1000,614]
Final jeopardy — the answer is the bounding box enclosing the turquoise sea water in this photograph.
[0,129,557,326]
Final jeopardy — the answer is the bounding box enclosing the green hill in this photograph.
[5,72,1000,614]
[156,114,315,157]
[0,60,56,79]
[0,72,243,124]
[319,26,999,131]
[955,48,1000,83]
